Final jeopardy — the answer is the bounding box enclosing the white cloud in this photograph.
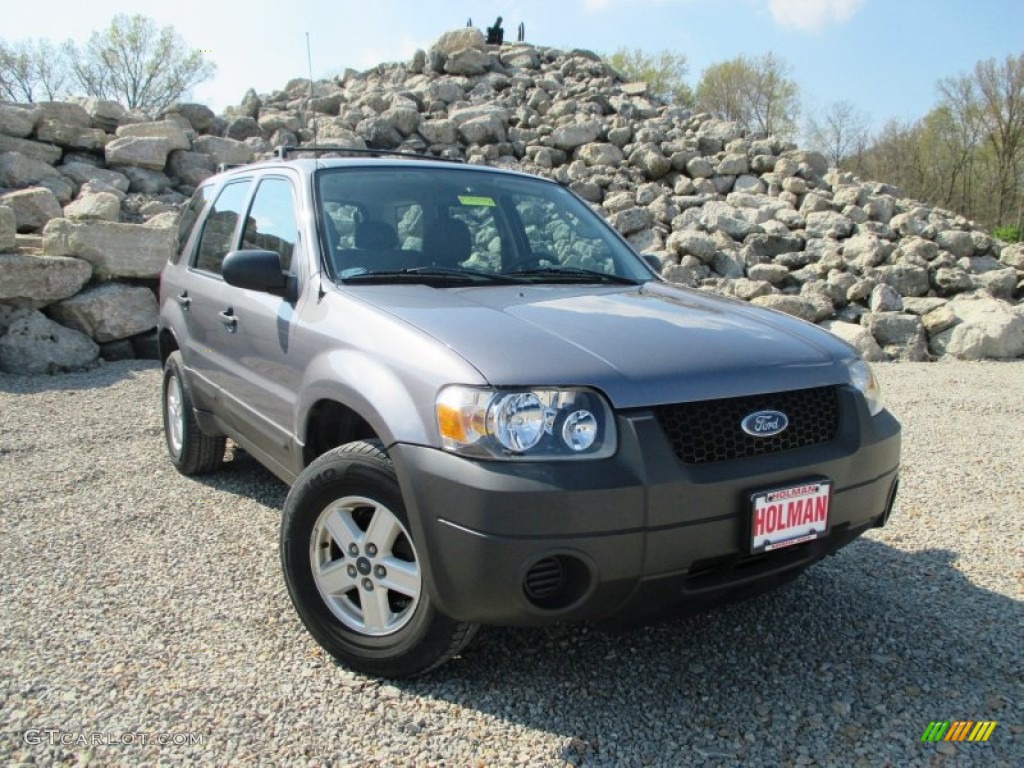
[767,0,865,32]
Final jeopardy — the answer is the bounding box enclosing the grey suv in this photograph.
[158,148,901,678]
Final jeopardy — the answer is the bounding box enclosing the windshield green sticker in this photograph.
[458,195,496,207]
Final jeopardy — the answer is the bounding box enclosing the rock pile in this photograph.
[1,27,1022,372]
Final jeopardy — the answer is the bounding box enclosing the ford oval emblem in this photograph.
[741,410,789,438]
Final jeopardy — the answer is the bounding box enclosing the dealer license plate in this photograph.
[750,480,831,553]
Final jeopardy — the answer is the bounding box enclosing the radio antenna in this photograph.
[306,32,318,152]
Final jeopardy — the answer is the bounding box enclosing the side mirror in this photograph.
[222,249,287,294]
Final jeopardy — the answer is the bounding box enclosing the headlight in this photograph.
[436,386,616,459]
[847,359,884,416]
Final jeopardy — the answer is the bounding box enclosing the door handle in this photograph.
[219,308,237,332]
[176,292,191,310]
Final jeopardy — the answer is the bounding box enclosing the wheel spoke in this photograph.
[378,556,420,598]
[359,584,393,632]
[323,506,362,552]
[316,560,357,596]
[363,505,402,553]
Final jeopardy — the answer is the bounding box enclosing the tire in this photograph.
[162,351,226,475]
[280,440,477,678]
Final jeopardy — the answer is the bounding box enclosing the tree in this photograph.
[695,53,800,139]
[804,100,870,169]
[0,38,71,102]
[607,48,693,107]
[65,14,215,114]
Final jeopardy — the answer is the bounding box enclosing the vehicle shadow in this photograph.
[396,538,1022,765]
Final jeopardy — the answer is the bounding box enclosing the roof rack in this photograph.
[273,145,466,164]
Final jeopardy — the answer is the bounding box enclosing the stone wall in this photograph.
[1,28,1021,372]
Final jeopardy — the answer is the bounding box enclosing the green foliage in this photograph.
[695,53,800,139]
[607,48,693,107]
[993,225,1020,242]
[65,14,216,114]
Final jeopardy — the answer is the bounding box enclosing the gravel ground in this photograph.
[0,360,1021,767]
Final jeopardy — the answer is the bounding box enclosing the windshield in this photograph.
[315,166,654,285]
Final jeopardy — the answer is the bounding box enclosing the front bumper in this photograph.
[390,386,901,626]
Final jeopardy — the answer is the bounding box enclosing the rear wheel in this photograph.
[162,351,225,475]
[281,441,477,678]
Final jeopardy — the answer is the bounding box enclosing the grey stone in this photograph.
[0,105,38,138]
[48,283,158,342]
[666,231,717,263]
[928,294,1024,359]
[120,166,172,195]
[750,294,824,323]
[889,212,933,238]
[864,312,925,346]
[747,263,790,284]
[0,252,91,307]
[934,230,975,259]
[457,115,505,145]
[58,162,131,194]
[973,268,1019,300]
[42,218,175,279]
[578,142,623,167]
[819,320,888,362]
[921,305,958,335]
[418,118,458,145]
[732,175,766,194]
[0,205,14,250]
[932,267,974,295]
[873,264,930,297]
[0,135,62,164]
[167,151,215,187]
[225,116,264,141]
[804,211,853,239]
[445,48,491,76]
[80,98,129,131]
[901,297,948,316]
[432,27,486,54]
[998,243,1024,270]
[0,309,99,373]
[551,121,602,152]
[629,144,671,180]
[34,120,108,151]
[610,207,652,236]
[0,151,62,188]
[63,192,120,222]
[163,103,217,133]
[685,156,714,179]
[258,111,301,135]
[192,136,255,166]
[34,102,91,128]
[711,251,745,279]
[716,153,749,176]
[869,284,903,313]
[105,136,172,171]
[1,187,63,232]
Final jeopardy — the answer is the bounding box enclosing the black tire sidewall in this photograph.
[280,444,458,677]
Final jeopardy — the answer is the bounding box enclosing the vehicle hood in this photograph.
[344,281,857,408]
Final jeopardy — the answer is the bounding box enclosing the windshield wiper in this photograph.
[505,266,641,285]
[342,266,520,285]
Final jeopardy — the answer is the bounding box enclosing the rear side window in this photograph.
[173,186,210,264]
[194,180,251,275]
[241,177,298,273]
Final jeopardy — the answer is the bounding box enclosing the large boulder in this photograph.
[0,151,63,188]
[42,218,176,279]
[48,283,158,342]
[0,135,61,165]
[115,120,192,150]
[432,28,486,54]
[0,252,92,307]
[818,320,888,362]
[58,162,131,194]
[551,121,603,152]
[63,192,121,222]
[34,120,108,151]
[928,293,1024,359]
[0,187,63,232]
[105,136,172,171]
[191,136,254,167]
[0,105,38,138]
[0,309,99,373]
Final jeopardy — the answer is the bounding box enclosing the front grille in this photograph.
[655,386,839,464]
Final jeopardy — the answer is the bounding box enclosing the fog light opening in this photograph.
[522,555,591,610]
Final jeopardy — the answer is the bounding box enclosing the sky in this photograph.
[5,0,1024,136]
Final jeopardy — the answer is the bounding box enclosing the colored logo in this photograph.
[741,410,789,438]
[921,721,997,742]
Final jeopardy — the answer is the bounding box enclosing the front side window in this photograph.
[194,180,251,275]
[241,177,299,273]
[173,185,211,264]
